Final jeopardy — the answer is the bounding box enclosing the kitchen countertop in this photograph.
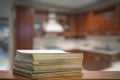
[58,46,120,55]
[77,47,119,55]
[0,70,120,80]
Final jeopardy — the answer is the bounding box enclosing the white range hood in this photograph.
[43,13,63,32]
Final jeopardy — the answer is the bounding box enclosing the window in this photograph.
[0,19,9,70]
[34,21,41,36]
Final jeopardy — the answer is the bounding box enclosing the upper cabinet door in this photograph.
[84,12,95,35]
[115,5,120,35]
[94,11,115,35]
[69,15,79,36]
[79,12,106,35]
[78,14,85,36]
[78,8,120,36]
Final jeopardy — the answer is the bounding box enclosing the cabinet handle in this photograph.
[94,56,101,62]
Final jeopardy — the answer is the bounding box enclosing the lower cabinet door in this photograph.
[83,52,111,70]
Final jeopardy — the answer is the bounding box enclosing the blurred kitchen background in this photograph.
[0,0,120,71]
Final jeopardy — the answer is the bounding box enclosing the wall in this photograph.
[0,0,11,18]
[34,35,120,50]
[79,36,120,50]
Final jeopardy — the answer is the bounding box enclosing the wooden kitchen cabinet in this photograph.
[15,6,35,50]
[67,50,111,70]
[78,5,120,36]
[66,15,79,36]
[78,14,84,36]
[67,49,120,70]
[84,12,96,35]
[79,12,96,35]
[78,11,108,35]
[33,5,120,36]
[103,5,120,35]
[114,4,120,34]
[84,51,120,70]
[34,4,120,36]
[94,13,109,35]
[83,51,111,70]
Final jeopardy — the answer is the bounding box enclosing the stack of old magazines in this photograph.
[13,50,83,78]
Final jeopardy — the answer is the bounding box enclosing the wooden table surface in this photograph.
[0,70,120,80]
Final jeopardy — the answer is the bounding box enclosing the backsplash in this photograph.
[85,36,120,50]
[34,35,120,50]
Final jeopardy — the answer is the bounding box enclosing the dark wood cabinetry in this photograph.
[115,5,120,34]
[79,11,106,35]
[68,15,79,36]
[61,15,79,36]
[80,12,95,35]
[15,6,35,50]
[78,5,120,36]
[67,49,120,70]
[34,4,120,36]
[83,51,111,70]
